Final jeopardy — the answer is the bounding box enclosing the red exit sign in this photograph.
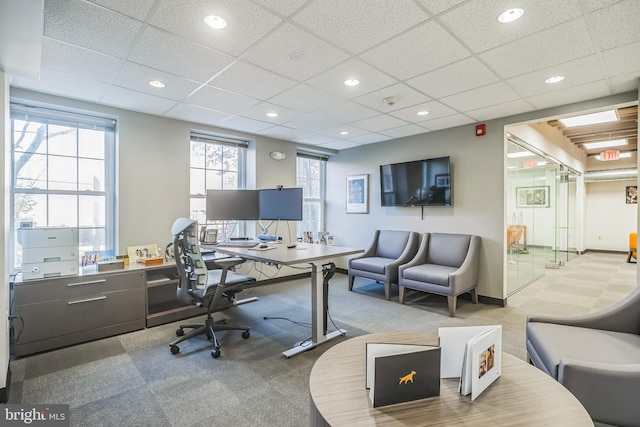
[600,150,620,161]
[523,159,537,168]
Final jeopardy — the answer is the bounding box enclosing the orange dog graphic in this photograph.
[399,370,416,384]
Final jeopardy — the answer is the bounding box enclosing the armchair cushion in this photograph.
[426,233,473,267]
[349,256,390,275]
[401,264,457,287]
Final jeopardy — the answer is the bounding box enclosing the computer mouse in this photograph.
[259,244,268,249]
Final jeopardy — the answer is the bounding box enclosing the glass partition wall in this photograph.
[506,138,581,296]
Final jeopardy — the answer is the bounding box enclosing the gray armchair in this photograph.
[399,232,481,317]
[348,230,419,300]
[526,287,640,427]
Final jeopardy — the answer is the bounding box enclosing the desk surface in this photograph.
[209,242,362,265]
[309,332,593,427]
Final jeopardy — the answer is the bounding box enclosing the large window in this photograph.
[297,153,327,239]
[10,103,116,270]
[189,132,248,237]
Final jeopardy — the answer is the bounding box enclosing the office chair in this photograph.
[169,218,257,358]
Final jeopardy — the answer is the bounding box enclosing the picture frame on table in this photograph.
[346,174,369,214]
[516,186,549,208]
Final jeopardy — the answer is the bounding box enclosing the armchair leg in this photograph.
[399,285,406,304]
[447,296,457,317]
[470,288,478,304]
[348,275,355,291]
[384,282,391,300]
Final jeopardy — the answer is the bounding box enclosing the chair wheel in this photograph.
[211,348,221,358]
[242,330,250,339]
[170,345,180,355]
[175,328,184,337]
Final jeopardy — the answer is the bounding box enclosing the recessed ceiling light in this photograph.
[344,79,360,87]
[204,15,227,29]
[417,110,429,116]
[498,8,524,23]
[148,80,166,88]
[266,112,278,118]
[545,75,565,84]
[287,52,305,62]
[559,110,619,127]
[339,131,350,135]
[583,139,627,150]
[507,151,535,158]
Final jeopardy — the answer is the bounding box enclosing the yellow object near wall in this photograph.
[628,233,637,263]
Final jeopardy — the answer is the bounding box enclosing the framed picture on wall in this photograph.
[516,186,550,208]
[626,186,637,204]
[346,174,369,213]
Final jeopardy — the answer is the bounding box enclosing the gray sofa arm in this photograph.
[559,358,640,426]
[528,287,640,335]
[449,235,480,293]
[399,233,429,275]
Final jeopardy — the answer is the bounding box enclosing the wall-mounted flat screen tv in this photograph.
[259,187,303,221]
[380,156,452,206]
[206,189,260,220]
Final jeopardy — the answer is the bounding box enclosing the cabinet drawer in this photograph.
[13,288,145,344]
[14,271,145,304]
[22,246,78,263]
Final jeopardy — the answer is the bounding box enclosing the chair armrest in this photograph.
[449,235,480,292]
[528,288,640,334]
[559,359,640,426]
[386,232,420,270]
[212,257,246,270]
[399,233,429,275]
[349,230,380,263]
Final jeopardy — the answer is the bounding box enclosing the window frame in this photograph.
[296,152,327,241]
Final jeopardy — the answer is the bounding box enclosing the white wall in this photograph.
[585,179,637,251]
[1,72,10,396]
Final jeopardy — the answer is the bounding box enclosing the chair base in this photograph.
[169,315,250,358]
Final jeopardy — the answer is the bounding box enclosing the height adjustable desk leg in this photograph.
[282,262,346,358]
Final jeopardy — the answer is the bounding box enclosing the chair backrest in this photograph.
[426,233,473,268]
[376,230,415,259]
[172,218,209,305]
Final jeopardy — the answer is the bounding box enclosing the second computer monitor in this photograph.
[206,189,259,221]
[259,187,303,221]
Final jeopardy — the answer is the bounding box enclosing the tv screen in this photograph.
[259,187,303,221]
[380,156,451,206]
[206,189,259,220]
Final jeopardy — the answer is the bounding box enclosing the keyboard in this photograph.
[215,241,259,248]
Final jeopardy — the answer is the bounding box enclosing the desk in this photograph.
[210,243,362,357]
[309,332,593,426]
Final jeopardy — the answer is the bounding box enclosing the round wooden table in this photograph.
[309,332,593,426]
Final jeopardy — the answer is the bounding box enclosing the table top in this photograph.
[209,242,362,266]
[309,332,593,427]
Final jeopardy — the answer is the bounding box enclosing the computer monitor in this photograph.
[206,189,259,221]
[259,187,303,221]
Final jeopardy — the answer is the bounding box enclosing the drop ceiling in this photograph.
[2,0,640,151]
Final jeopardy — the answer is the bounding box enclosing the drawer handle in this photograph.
[68,296,107,305]
[67,279,107,287]
[43,257,61,262]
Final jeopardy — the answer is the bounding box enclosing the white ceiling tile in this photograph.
[361,20,471,80]
[601,41,640,77]
[314,101,379,124]
[406,57,499,99]
[479,18,595,78]
[317,139,362,150]
[464,100,535,121]
[269,84,344,114]
[256,126,308,140]
[319,125,369,139]
[440,82,519,112]
[254,0,308,17]
[101,86,178,115]
[583,0,620,12]
[292,0,428,54]
[525,81,612,110]
[348,133,392,145]
[418,114,474,131]
[44,0,142,57]
[293,133,335,145]
[379,124,429,138]
[238,102,306,124]
[415,0,467,15]
[113,62,201,101]
[439,0,582,53]
[306,59,396,99]
[12,69,110,103]
[352,83,431,113]
[129,27,235,83]
[351,114,409,132]
[243,23,349,81]
[208,60,296,100]
[389,100,458,122]
[589,0,640,50]
[186,85,260,114]
[285,114,343,132]
[41,38,123,83]
[164,103,231,125]
[148,0,282,57]
[87,0,156,21]
[217,115,274,133]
